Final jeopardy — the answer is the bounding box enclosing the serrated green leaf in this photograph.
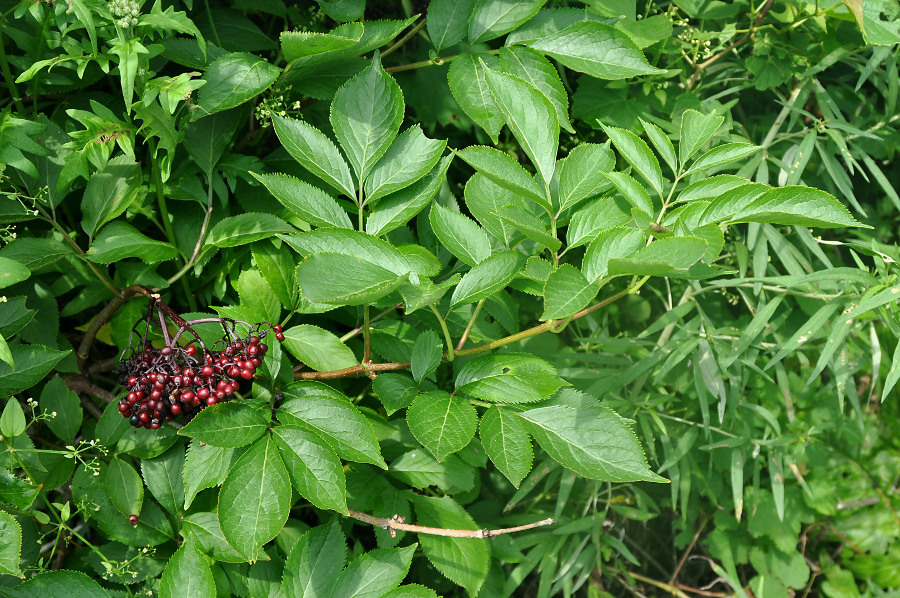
[182,108,244,177]
[450,251,526,307]
[479,406,532,487]
[205,213,296,248]
[527,21,664,79]
[278,382,386,468]
[367,154,453,238]
[283,228,418,280]
[331,52,403,184]
[159,535,215,598]
[607,236,708,277]
[455,145,549,211]
[372,373,419,415]
[469,0,546,43]
[1,570,106,594]
[675,175,749,204]
[271,114,356,198]
[601,124,664,198]
[383,586,439,598]
[251,172,353,229]
[0,335,11,369]
[407,391,477,462]
[496,205,561,251]
[365,125,446,203]
[283,521,347,598]
[1,398,26,438]
[198,52,281,115]
[86,221,179,264]
[183,441,237,509]
[0,257,29,290]
[730,186,867,229]
[582,226,645,282]
[0,345,70,398]
[557,142,615,213]
[698,183,770,225]
[685,142,762,174]
[0,237,71,272]
[39,376,82,442]
[541,264,597,320]
[411,330,443,383]
[604,171,654,216]
[219,435,291,561]
[177,401,271,448]
[296,253,406,306]
[273,425,348,514]
[0,510,22,577]
[499,45,573,133]
[429,203,491,267]
[516,404,666,482]
[141,444,185,516]
[482,64,558,186]
[181,512,244,562]
[412,495,489,595]
[428,0,476,51]
[389,450,476,492]
[463,173,520,246]
[280,26,363,61]
[566,197,632,249]
[0,467,39,510]
[456,353,566,403]
[332,545,417,598]
[80,155,143,239]
[105,456,144,517]
[638,117,677,176]
[679,109,724,165]
[282,324,357,372]
[447,53,504,143]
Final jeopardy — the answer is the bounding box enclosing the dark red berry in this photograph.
[275,332,285,342]
[161,347,172,355]
[241,369,254,380]
[139,412,150,423]
[170,403,182,415]
[272,324,282,334]
[201,365,214,377]
[185,345,197,356]
[128,514,138,525]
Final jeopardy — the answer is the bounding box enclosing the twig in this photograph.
[626,571,692,598]
[456,298,484,351]
[77,285,154,370]
[670,517,709,584]
[687,0,774,89]
[347,509,553,538]
[166,175,215,285]
[295,289,631,381]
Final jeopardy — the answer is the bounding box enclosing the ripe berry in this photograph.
[201,365,214,377]
[241,369,254,380]
[275,332,285,342]
[170,403,182,415]
[185,345,197,356]
[130,415,140,427]
[272,324,282,334]
[128,514,138,525]
[119,402,130,414]
[139,412,150,423]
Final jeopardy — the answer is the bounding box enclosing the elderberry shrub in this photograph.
[114,296,284,428]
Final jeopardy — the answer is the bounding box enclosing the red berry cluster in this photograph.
[114,296,284,429]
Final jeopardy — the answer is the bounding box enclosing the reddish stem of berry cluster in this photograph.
[114,296,283,428]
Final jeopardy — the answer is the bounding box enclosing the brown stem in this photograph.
[687,0,774,88]
[77,285,154,370]
[669,516,708,584]
[347,509,553,538]
[295,288,630,381]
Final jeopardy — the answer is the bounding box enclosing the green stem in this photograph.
[429,303,455,361]
[203,0,221,46]
[363,306,371,363]
[381,18,427,58]
[166,174,214,286]
[0,25,25,113]
[456,298,484,351]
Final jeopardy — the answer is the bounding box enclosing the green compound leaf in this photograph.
[428,0,476,52]
[365,125,446,203]
[331,52,404,184]
[250,172,353,229]
[684,142,762,175]
[198,52,281,115]
[331,545,417,598]
[469,0,545,43]
[159,535,215,598]
[516,404,667,482]
[679,109,724,165]
[0,510,23,577]
[205,213,296,248]
[456,352,567,404]
[450,251,526,307]
[482,63,559,187]
[140,444,185,516]
[282,324,358,372]
[183,441,238,510]
[218,435,291,561]
[80,155,143,239]
[447,53,504,143]
[730,186,868,229]
[541,264,598,320]
[407,391,477,462]
[607,236,708,277]
[177,400,271,448]
[500,45,574,133]
[479,405,533,487]
[367,154,453,238]
[0,345,70,398]
[278,382,387,468]
[271,113,356,198]
[429,203,492,267]
[283,521,347,598]
[411,330,444,384]
[455,145,549,211]
[557,142,615,213]
[295,253,406,306]
[86,221,179,264]
[412,495,489,595]
[600,124,664,198]
[105,456,144,517]
[528,21,664,79]
[273,424,348,514]
[582,227,646,282]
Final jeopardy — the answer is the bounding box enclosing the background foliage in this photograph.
[2,0,900,596]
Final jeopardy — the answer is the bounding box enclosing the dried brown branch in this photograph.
[347,509,553,538]
[77,285,154,370]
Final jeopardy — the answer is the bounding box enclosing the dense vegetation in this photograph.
[2,0,899,596]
